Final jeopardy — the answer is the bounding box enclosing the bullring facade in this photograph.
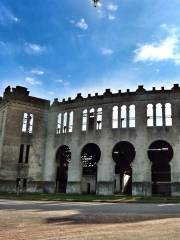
[0,84,180,196]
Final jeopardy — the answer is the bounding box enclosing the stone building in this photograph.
[0,84,180,196]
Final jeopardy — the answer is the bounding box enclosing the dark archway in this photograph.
[81,143,101,194]
[148,140,173,195]
[55,145,71,193]
[112,141,136,195]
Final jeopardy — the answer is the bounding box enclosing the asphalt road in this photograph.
[0,199,180,215]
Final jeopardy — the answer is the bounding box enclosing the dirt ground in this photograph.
[0,201,180,240]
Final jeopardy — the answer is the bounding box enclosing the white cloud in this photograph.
[24,43,45,55]
[25,77,42,85]
[108,14,116,21]
[0,3,20,25]
[107,3,118,12]
[101,48,114,55]
[134,27,180,64]
[56,79,64,83]
[75,18,88,30]
[31,69,44,75]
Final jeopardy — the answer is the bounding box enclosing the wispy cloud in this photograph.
[96,2,118,21]
[24,43,46,55]
[75,18,88,30]
[56,79,64,83]
[107,3,118,12]
[108,14,116,21]
[0,3,20,25]
[134,26,180,64]
[101,48,114,55]
[31,69,44,75]
[25,77,42,85]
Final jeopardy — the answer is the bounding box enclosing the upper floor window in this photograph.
[96,108,102,130]
[63,112,67,133]
[89,108,95,130]
[112,106,118,129]
[165,103,172,126]
[120,105,127,128]
[56,113,62,134]
[22,113,34,134]
[82,109,88,131]
[68,111,73,132]
[156,103,163,126]
[147,104,154,127]
[129,105,135,128]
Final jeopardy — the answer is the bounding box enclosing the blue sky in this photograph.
[0,0,180,100]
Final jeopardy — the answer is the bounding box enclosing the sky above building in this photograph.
[0,0,180,100]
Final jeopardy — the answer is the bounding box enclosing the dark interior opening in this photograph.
[56,145,71,193]
[112,141,135,195]
[148,140,173,196]
[81,143,101,194]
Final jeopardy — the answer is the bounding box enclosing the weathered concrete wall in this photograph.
[1,84,180,196]
[0,86,50,192]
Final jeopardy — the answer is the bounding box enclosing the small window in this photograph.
[147,104,154,127]
[56,113,62,134]
[18,144,24,163]
[25,145,30,164]
[156,103,163,126]
[63,112,67,133]
[112,106,118,129]
[96,108,102,130]
[165,103,172,126]
[120,105,127,128]
[82,109,88,131]
[22,113,28,132]
[129,105,135,128]
[68,111,73,132]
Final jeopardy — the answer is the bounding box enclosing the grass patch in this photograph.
[0,192,180,203]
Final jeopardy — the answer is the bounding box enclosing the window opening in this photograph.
[129,105,135,128]
[120,105,127,128]
[82,109,88,131]
[68,111,73,132]
[112,106,118,129]
[165,103,172,126]
[156,103,163,126]
[56,113,62,134]
[147,104,154,127]
[89,108,95,130]
[96,108,102,130]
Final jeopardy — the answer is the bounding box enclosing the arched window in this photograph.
[63,112,67,133]
[68,111,73,132]
[22,113,34,134]
[120,105,127,128]
[156,103,163,126]
[129,105,135,128]
[147,104,154,127]
[89,108,95,130]
[56,113,62,134]
[112,106,118,129]
[165,103,172,126]
[82,109,88,131]
[96,108,102,130]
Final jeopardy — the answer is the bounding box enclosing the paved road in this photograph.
[0,199,180,215]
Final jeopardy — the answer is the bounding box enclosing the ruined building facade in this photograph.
[0,84,180,196]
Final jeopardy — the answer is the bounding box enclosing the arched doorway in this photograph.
[112,141,135,195]
[81,143,101,194]
[55,145,71,193]
[148,140,173,195]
